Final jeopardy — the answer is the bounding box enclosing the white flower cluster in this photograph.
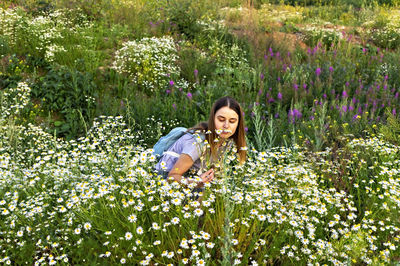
[209,39,255,81]
[258,4,304,24]
[0,7,93,62]
[300,23,342,45]
[112,36,182,94]
[0,82,31,119]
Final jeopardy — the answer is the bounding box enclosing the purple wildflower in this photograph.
[277,92,282,100]
[315,68,321,77]
[288,109,302,123]
[329,66,333,72]
[169,80,174,87]
[186,92,192,100]
[166,89,171,94]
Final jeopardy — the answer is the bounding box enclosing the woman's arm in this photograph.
[168,154,214,187]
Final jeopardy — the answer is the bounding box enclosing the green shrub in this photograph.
[31,65,97,138]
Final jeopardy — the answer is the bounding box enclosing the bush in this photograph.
[31,65,97,138]
[112,36,185,95]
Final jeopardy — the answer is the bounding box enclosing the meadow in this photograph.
[1,0,400,264]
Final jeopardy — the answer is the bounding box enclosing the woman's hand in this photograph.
[200,169,215,184]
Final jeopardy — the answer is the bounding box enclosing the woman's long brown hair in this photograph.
[189,96,247,164]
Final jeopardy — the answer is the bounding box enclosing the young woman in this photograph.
[155,96,247,188]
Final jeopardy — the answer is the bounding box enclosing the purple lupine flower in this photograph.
[349,105,354,111]
[169,80,174,87]
[315,67,321,77]
[303,83,307,89]
[186,92,192,100]
[258,89,262,96]
[329,66,334,72]
[323,93,327,99]
[260,73,264,80]
[268,98,275,103]
[395,92,399,99]
[384,84,387,90]
[342,106,348,113]
[277,92,282,100]
[264,54,268,60]
[345,81,350,87]
[385,75,388,80]
[342,90,348,98]
[393,108,397,116]
[276,51,280,58]
[269,47,273,57]
[293,84,299,91]
[275,113,280,118]
[277,76,281,81]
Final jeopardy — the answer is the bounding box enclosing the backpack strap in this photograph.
[163,151,180,157]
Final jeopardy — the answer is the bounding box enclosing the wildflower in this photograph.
[171,217,180,225]
[187,92,192,100]
[167,251,174,258]
[84,222,91,231]
[137,226,144,235]
[288,109,302,123]
[315,68,321,77]
[194,208,204,216]
[152,223,160,230]
[125,232,133,240]
[74,228,81,235]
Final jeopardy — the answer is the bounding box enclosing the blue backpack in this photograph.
[152,127,205,158]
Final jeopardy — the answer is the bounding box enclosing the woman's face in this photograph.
[214,106,239,139]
